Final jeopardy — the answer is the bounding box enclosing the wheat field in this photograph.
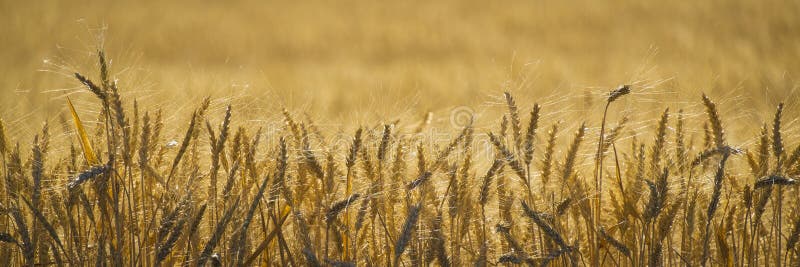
[2,0,800,266]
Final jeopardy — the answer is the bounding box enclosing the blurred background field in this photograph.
[1,0,799,141]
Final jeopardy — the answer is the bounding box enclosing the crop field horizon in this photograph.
[2,0,800,266]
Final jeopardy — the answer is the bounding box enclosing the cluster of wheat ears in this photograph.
[1,51,799,267]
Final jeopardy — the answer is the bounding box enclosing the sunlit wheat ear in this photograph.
[74,72,106,101]
[395,203,421,264]
[541,122,559,188]
[504,92,522,150]
[599,227,630,258]
[520,200,567,249]
[157,197,190,245]
[540,245,576,267]
[500,115,509,138]
[327,193,361,222]
[478,158,504,205]
[0,233,17,247]
[561,122,586,183]
[282,108,302,144]
[186,203,207,245]
[785,143,800,172]
[21,197,66,258]
[67,164,110,190]
[9,206,34,265]
[608,84,631,101]
[701,150,731,266]
[487,132,526,184]
[523,103,541,166]
[753,185,772,229]
[650,108,669,173]
[787,217,800,254]
[601,115,628,155]
[378,124,391,161]
[754,175,797,189]
[347,128,363,170]
[651,198,683,265]
[773,102,784,158]
[495,223,532,264]
[701,94,726,148]
[300,124,324,179]
[197,198,240,266]
[231,173,272,265]
[155,209,188,264]
[428,212,449,267]
[167,110,198,184]
[643,168,668,222]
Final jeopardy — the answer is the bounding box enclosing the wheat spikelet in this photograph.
[155,210,187,264]
[479,159,504,205]
[498,253,523,264]
[347,128,363,170]
[407,171,432,191]
[21,197,66,259]
[395,203,421,263]
[786,217,800,254]
[138,111,152,170]
[495,223,531,264]
[785,144,800,172]
[197,198,241,266]
[0,232,17,246]
[601,116,629,155]
[67,164,110,190]
[186,203,207,248]
[701,94,726,148]
[756,124,771,176]
[430,212,450,267]
[701,150,731,266]
[520,201,567,249]
[446,164,459,218]
[652,199,683,265]
[644,168,669,222]
[282,108,303,144]
[754,175,797,189]
[167,110,198,183]
[487,132,527,186]
[9,207,34,265]
[599,228,630,258]
[753,186,772,231]
[221,159,241,201]
[300,124,325,179]
[650,108,669,174]
[74,72,106,101]
[231,173,272,265]
[504,92,522,150]
[523,104,541,166]
[327,193,361,222]
[607,85,631,103]
[773,102,785,159]
[157,197,190,245]
[540,246,575,267]
[561,123,586,183]
[541,123,559,188]
[378,124,392,161]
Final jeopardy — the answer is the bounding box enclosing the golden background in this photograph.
[1,0,799,140]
